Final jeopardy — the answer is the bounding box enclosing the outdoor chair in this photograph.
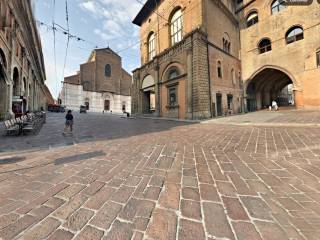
[22,123,35,135]
[3,120,19,135]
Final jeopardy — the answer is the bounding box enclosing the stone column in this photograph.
[154,63,160,117]
[294,89,304,109]
[8,81,13,115]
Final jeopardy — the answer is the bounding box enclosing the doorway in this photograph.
[216,93,222,116]
[104,100,110,111]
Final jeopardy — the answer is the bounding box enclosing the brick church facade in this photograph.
[131,0,320,119]
[60,48,132,113]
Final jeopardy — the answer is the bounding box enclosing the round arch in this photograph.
[141,74,155,90]
[161,62,184,82]
[0,48,7,70]
[245,65,298,90]
[245,66,298,111]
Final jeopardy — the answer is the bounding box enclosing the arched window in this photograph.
[168,68,179,80]
[148,32,156,61]
[223,37,231,53]
[231,69,236,85]
[271,0,286,15]
[105,64,111,77]
[246,11,258,28]
[258,38,272,54]
[286,26,304,44]
[316,49,320,68]
[217,61,222,78]
[170,8,183,45]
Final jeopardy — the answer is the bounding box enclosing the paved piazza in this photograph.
[1,111,320,240]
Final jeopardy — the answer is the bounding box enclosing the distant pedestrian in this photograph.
[63,110,74,135]
[272,100,278,111]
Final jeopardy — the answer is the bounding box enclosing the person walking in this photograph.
[63,110,74,135]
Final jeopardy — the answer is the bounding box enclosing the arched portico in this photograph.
[141,75,155,113]
[245,66,302,111]
[0,55,8,117]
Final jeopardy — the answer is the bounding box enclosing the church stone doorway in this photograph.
[104,100,110,111]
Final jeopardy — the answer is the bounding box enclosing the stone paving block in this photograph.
[23,217,61,240]
[198,173,214,184]
[29,205,54,221]
[119,198,155,221]
[55,184,86,199]
[276,197,304,211]
[63,208,94,231]
[132,231,143,240]
[180,199,202,220]
[48,229,74,240]
[74,225,104,240]
[240,196,273,220]
[110,185,135,204]
[146,208,177,240]
[182,187,200,201]
[208,162,228,181]
[228,172,256,195]
[82,181,105,196]
[143,186,161,200]
[183,167,197,177]
[85,186,115,210]
[53,194,88,220]
[222,196,249,220]
[155,156,174,170]
[182,176,198,187]
[90,201,122,229]
[165,171,182,183]
[159,183,180,210]
[232,221,262,240]
[203,202,235,240]
[104,219,134,240]
[178,219,205,240]
[123,176,142,187]
[199,184,220,202]
[0,214,37,240]
[44,197,65,210]
[255,221,288,240]
[216,181,237,197]
[258,173,283,186]
[16,182,69,214]
[133,217,149,231]
[149,175,165,187]
[0,213,19,230]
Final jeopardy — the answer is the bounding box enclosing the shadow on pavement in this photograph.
[0,156,26,165]
[54,151,106,165]
[0,112,195,154]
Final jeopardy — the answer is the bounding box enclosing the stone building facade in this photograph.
[132,0,320,119]
[0,0,49,120]
[60,48,132,113]
[238,0,320,111]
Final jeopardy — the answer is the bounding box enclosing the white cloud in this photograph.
[78,0,146,51]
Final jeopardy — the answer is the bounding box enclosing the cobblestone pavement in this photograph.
[204,109,320,126]
[1,112,320,239]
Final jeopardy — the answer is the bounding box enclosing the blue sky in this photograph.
[34,0,146,98]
